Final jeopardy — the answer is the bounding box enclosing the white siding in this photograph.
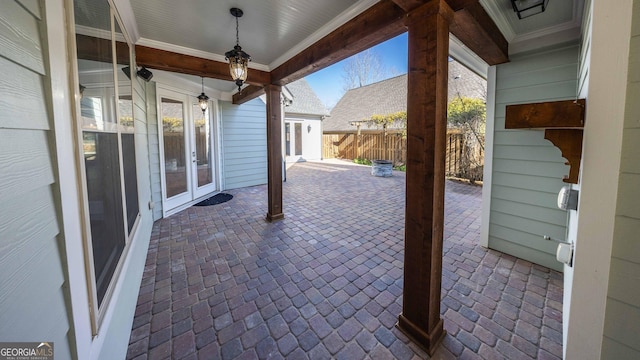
[602,1,640,357]
[221,99,268,189]
[489,43,580,271]
[0,0,71,358]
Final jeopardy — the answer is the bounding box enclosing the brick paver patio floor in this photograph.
[127,160,563,359]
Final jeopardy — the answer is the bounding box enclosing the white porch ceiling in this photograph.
[480,0,585,54]
[78,0,585,92]
[130,0,374,69]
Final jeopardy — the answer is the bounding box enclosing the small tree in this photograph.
[447,96,486,182]
[342,49,394,92]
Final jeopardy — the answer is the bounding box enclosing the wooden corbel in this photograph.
[543,129,583,183]
[505,99,586,184]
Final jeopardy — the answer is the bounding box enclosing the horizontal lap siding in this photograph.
[602,3,640,357]
[0,1,71,358]
[489,44,580,271]
[221,99,267,190]
[146,82,162,220]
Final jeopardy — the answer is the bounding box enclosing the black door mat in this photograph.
[193,193,233,206]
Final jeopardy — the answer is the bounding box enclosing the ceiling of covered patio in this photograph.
[76,0,584,92]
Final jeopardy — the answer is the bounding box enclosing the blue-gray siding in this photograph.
[602,1,640,357]
[489,43,580,271]
[146,82,162,220]
[220,99,268,189]
[0,0,72,357]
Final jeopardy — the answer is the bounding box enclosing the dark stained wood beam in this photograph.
[76,34,130,64]
[135,45,270,86]
[505,99,586,129]
[392,0,477,12]
[271,0,406,85]
[265,85,284,222]
[232,85,265,105]
[397,0,452,355]
[76,34,272,85]
[449,2,509,65]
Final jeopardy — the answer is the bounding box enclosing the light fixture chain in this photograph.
[236,16,239,46]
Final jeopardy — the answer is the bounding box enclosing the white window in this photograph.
[73,1,140,332]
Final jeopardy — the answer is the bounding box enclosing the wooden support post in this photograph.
[266,85,284,222]
[398,0,453,355]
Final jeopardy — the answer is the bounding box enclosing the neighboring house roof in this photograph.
[324,59,486,132]
[284,78,330,117]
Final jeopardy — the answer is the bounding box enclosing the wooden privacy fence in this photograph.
[323,130,484,179]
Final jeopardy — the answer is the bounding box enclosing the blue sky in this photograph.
[305,32,408,109]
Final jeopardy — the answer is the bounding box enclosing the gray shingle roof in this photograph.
[324,60,485,132]
[284,78,330,116]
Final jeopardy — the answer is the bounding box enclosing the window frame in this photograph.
[71,5,140,335]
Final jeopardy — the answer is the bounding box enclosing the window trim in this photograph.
[70,5,140,335]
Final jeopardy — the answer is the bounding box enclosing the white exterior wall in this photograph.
[285,114,323,162]
[600,0,640,357]
[564,0,634,358]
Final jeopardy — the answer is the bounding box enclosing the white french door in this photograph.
[158,88,218,214]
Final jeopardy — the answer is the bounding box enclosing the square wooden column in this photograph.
[266,85,284,222]
[397,0,453,355]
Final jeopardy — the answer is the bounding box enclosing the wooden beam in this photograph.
[135,45,270,86]
[76,34,130,64]
[265,85,284,222]
[397,0,452,355]
[544,129,583,184]
[505,99,586,129]
[271,0,406,85]
[232,85,265,105]
[449,2,509,65]
[392,0,477,12]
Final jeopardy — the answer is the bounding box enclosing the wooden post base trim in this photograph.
[265,212,285,222]
[397,314,446,356]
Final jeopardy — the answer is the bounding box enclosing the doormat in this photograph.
[194,193,233,206]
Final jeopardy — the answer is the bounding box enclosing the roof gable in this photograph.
[324,60,485,132]
[284,78,330,116]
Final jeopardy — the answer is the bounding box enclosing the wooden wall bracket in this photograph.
[505,99,586,184]
[505,99,585,129]
[544,129,583,184]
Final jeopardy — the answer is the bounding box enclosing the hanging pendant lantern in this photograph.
[225,8,251,92]
[197,77,209,115]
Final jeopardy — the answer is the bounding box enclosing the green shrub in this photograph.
[354,158,372,166]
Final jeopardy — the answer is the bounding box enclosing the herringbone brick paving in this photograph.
[127,160,563,359]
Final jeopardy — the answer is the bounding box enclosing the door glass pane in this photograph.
[295,123,302,156]
[285,123,291,156]
[193,105,213,187]
[162,98,187,198]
